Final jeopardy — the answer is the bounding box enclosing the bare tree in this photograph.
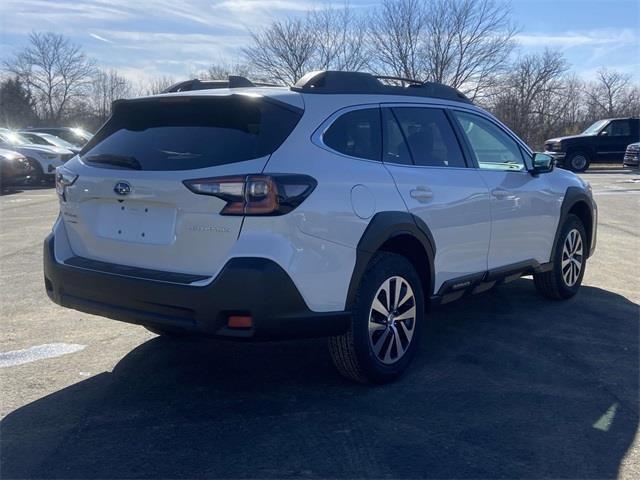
[423,0,517,100]
[201,62,253,80]
[584,68,638,118]
[4,32,96,122]
[367,0,427,80]
[243,18,318,85]
[138,75,176,96]
[489,49,568,147]
[91,69,133,122]
[310,4,368,72]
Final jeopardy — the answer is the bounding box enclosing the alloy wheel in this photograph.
[561,228,583,287]
[368,275,416,365]
[571,154,588,171]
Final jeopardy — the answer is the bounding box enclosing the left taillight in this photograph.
[55,167,78,201]
[183,174,317,216]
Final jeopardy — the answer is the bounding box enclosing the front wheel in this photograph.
[566,151,591,172]
[329,252,425,384]
[534,214,587,299]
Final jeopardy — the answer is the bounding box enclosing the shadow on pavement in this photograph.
[2,280,638,479]
[0,184,54,196]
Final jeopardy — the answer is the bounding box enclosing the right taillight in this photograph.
[183,174,317,216]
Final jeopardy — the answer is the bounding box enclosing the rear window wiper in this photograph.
[83,154,142,170]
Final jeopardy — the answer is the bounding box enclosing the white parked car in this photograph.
[0,130,75,184]
[44,71,597,383]
[18,131,82,155]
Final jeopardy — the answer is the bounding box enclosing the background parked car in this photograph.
[0,148,32,190]
[24,127,93,149]
[544,117,640,172]
[18,131,81,154]
[0,130,75,184]
[623,142,639,168]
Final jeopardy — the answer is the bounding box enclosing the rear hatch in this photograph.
[60,93,302,277]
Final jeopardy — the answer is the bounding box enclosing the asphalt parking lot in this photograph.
[1,167,638,479]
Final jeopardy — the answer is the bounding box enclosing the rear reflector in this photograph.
[228,315,253,329]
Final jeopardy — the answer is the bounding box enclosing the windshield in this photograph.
[82,96,302,171]
[72,128,93,142]
[0,132,31,145]
[39,133,77,149]
[582,120,608,135]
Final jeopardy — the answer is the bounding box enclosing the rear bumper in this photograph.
[43,234,350,340]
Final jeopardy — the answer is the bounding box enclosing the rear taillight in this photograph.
[183,174,317,216]
[55,167,78,201]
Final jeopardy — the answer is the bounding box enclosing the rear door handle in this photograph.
[491,188,515,200]
[410,186,433,202]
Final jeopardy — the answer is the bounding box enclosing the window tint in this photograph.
[602,120,631,137]
[391,107,465,167]
[453,111,525,171]
[82,97,302,171]
[323,108,381,161]
[382,108,412,165]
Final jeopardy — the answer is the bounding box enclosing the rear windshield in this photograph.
[81,96,302,171]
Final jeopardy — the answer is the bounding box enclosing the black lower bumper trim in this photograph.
[44,234,350,340]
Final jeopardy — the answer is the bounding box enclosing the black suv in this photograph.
[544,117,640,172]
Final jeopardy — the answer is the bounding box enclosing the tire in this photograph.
[534,214,587,300]
[22,158,43,186]
[328,252,425,384]
[566,150,591,173]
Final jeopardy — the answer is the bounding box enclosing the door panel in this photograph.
[452,110,558,268]
[478,170,559,267]
[382,106,491,291]
[597,120,633,161]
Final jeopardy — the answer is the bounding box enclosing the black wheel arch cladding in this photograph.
[346,211,436,309]
[551,186,595,260]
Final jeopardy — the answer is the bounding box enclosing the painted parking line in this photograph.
[0,343,86,368]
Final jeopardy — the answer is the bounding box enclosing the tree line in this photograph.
[1,0,638,149]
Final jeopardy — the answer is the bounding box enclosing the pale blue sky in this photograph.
[1,0,638,83]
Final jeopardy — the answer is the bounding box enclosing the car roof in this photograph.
[145,86,305,110]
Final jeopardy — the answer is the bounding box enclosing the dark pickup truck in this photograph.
[544,117,640,172]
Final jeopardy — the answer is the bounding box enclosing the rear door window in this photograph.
[81,96,302,171]
[602,120,631,137]
[390,107,466,168]
[323,108,381,161]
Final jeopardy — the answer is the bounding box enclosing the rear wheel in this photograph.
[534,214,587,299]
[329,252,424,384]
[566,151,591,172]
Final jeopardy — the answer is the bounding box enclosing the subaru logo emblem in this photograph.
[114,181,131,196]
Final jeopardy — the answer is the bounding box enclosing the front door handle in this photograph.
[491,188,515,200]
[410,186,433,202]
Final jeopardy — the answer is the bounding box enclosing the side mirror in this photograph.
[599,130,608,136]
[531,153,554,174]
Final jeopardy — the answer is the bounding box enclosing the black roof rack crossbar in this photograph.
[375,75,423,85]
[162,76,280,93]
[291,71,472,104]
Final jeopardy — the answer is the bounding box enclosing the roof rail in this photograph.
[291,71,472,104]
[162,76,280,93]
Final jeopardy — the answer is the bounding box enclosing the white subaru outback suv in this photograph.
[44,71,597,383]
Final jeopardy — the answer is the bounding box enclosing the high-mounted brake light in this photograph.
[183,174,317,216]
